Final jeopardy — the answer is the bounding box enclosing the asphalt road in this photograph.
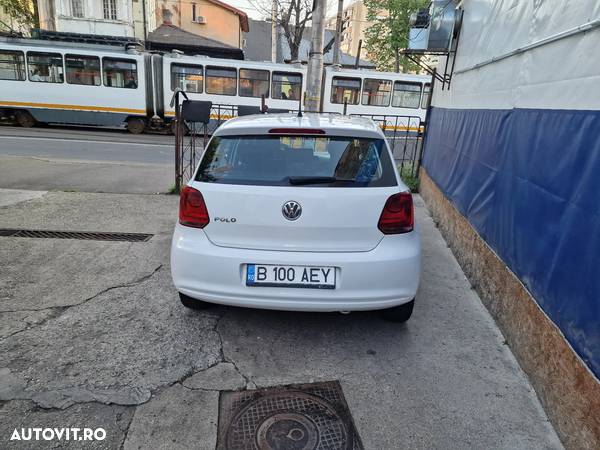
[0,125,421,193]
[0,189,563,449]
[0,126,175,193]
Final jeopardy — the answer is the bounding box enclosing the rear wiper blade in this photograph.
[287,176,356,185]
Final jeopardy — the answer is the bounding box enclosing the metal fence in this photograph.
[173,97,242,192]
[173,96,427,191]
[352,114,426,179]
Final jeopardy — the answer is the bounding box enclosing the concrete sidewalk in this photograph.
[0,190,562,449]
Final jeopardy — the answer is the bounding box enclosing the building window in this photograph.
[361,78,391,106]
[271,72,302,100]
[103,0,117,20]
[171,63,203,93]
[0,50,26,81]
[330,77,361,105]
[192,4,197,21]
[391,81,421,109]
[205,66,237,96]
[27,52,64,83]
[65,54,100,86]
[103,58,137,88]
[239,69,269,98]
[71,0,84,18]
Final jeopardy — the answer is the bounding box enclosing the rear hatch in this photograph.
[191,133,399,252]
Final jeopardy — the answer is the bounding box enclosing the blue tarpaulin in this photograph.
[422,106,600,377]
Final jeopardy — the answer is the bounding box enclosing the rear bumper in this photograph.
[170,224,421,312]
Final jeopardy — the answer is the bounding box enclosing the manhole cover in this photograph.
[217,381,364,450]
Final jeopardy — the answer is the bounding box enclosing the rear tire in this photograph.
[179,292,213,310]
[380,299,414,323]
[15,110,35,128]
[126,117,146,134]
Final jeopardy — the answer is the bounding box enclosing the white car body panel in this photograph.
[171,224,420,311]
[198,183,395,252]
[171,113,421,312]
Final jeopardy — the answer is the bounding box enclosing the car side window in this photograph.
[103,58,137,89]
[272,72,302,100]
[0,50,26,81]
[27,52,64,83]
[171,63,203,93]
[65,54,101,86]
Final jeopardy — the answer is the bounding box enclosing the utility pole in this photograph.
[271,0,278,62]
[332,0,344,65]
[354,39,362,68]
[305,0,326,112]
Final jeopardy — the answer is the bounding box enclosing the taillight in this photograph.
[378,192,414,234]
[179,186,209,228]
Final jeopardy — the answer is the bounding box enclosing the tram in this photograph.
[0,36,430,133]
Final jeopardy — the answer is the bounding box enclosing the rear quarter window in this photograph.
[195,135,397,187]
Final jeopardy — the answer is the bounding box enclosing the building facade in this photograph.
[147,9,243,59]
[326,0,371,58]
[156,0,249,48]
[132,0,156,39]
[36,0,155,39]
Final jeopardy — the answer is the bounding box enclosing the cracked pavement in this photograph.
[0,190,563,449]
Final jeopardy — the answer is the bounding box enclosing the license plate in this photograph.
[246,264,336,289]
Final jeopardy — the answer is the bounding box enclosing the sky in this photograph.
[224,0,346,22]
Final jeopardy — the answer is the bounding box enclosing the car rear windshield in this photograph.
[195,135,397,187]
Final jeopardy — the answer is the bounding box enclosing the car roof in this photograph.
[214,113,385,139]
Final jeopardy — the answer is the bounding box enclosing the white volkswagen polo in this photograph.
[170,113,421,322]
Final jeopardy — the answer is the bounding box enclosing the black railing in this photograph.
[172,98,427,191]
[351,114,426,180]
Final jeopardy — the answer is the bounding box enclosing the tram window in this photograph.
[206,66,237,96]
[0,50,25,81]
[362,79,391,106]
[421,83,431,109]
[239,69,269,98]
[27,52,64,83]
[391,81,421,109]
[65,54,101,86]
[330,77,361,104]
[103,58,137,89]
[272,72,302,100]
[171,63,203,93]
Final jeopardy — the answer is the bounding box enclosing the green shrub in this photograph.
[397,163,420,193]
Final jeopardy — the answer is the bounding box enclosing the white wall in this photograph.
[433,0,600,112]
[132,0,157,39]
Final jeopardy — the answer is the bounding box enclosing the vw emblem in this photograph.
[282,201,302,221]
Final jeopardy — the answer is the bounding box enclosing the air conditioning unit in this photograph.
[408,0,461,52]
[192,16,206,24]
